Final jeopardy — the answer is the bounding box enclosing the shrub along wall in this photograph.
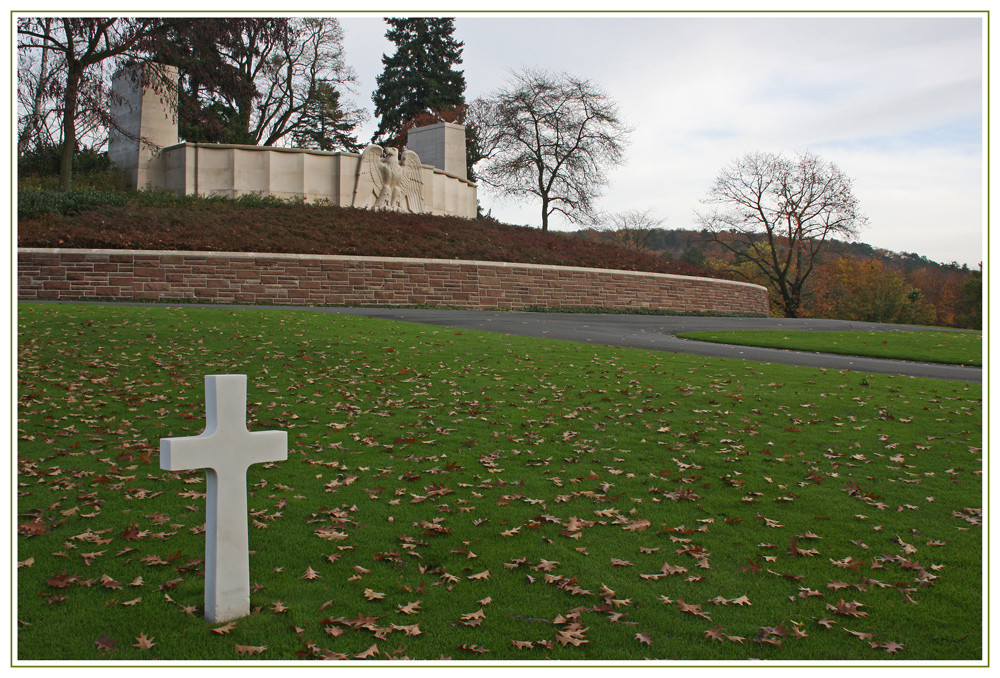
[17,249,770,315]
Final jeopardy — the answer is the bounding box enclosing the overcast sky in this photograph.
[337,12,984,268]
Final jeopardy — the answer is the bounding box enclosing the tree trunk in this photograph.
[59,63,83,191]
[782,292,801,318]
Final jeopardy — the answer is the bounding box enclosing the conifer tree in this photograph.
[371,18,466,147]
[291,82,361,152]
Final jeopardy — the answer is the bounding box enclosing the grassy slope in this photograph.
[17,303,983,662]
[16,200,722,280]
[677,330,983,367]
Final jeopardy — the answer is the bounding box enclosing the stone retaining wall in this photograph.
[17,249,770,315]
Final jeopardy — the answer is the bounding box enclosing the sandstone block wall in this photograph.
[157,144,478,219]
[17,249,770,315]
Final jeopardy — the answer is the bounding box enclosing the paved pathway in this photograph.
[30,302,982,383]
[316,308,981,383]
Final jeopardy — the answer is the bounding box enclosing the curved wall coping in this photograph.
[18,248,767,291]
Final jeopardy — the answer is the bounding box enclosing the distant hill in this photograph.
[573,227,978,274]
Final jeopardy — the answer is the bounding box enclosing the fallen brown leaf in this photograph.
[234,644,266,656]
[132,633,155,650]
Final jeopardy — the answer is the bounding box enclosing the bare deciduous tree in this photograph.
[17,17,167,190]
[250,18,362,147]
[591,208,663,254]
[471,68,631,231]
[17,18,63,156]
[158,18,361,148]
[697,150,867,317]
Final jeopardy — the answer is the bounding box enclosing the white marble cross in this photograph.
[160,374,287,623]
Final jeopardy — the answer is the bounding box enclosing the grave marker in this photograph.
[160,374,287,623]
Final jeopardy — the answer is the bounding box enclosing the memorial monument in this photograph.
[109,63,476,218]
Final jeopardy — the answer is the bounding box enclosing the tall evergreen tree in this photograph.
[291,82,361,152]
[371,18,466,147]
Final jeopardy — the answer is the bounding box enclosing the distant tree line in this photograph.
[580,225,981,329]
[582,148,980,329]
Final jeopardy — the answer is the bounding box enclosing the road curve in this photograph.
[315,308,982,384]
[26,302,982,383]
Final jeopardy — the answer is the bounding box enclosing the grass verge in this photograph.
[677,330,982,367]
[16,303,983,662]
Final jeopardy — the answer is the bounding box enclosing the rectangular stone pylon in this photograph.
[109,62,178,190]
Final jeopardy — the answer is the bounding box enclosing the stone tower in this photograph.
[108,63,179,189]
[406,122,468,180]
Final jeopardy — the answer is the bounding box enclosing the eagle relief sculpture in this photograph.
[352,145,425,214]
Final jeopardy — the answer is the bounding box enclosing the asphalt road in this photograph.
[315,308,982,383]
[31,302,982,383]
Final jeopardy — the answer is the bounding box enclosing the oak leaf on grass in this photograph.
[676,598,711,620]
[704,627,726,642]
[458,644,489,654]
[397,600,422,614]
[234,645,266,656]
[132,633,155,650]
[95,635,116,653]
[459,608,486,627]
[355,644,380,659]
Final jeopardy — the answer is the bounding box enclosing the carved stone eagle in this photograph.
[353,145,424,213]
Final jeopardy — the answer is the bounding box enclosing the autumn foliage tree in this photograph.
[698,151,867,317]
[904,264,972,328]
[823,257,936,324]
[956,270,983,329]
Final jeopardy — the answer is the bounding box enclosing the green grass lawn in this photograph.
[676,330,983,367]
[16,303,983,663]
